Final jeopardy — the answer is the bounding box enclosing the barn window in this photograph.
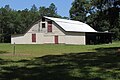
[48,21,52,32]
[32,34,36,42]
[42,23,45,28]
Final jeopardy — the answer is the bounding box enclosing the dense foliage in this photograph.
[0,3,61,43]
[70,0,120,40]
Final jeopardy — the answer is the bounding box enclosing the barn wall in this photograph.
[59,36,65,44]
[11,36,24,44]
[42,35,65,44]
[11,21,66,44]
[44,35,54,44]
[11,18,86,45]
[11,31,86,45]
[28,23,39,33]
[42,22,65,44]
[36,33,44,44]
[11,33,32,44]
[27,20,65,36]
[65,32,86,45]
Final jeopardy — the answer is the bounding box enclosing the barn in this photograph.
[11,16,112,45]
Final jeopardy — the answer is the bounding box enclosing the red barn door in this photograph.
[54,36,58,44]
[32,34,36,42]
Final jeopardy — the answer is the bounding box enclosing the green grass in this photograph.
[0,42,120,60]
[0,42,120,80]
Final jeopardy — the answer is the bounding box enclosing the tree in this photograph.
[39,6,47,17]
[0,5,12,42]
[70,0,120,40]
[70,0,91,22]
[48,3,57,17]
[4,5,11,11]
[30,4,38,13]
[39,3,61,18]
[30,4,39,23]
[90,0,120,39]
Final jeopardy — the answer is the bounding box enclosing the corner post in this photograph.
[13,42,15,55]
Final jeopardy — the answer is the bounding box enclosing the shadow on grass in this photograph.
[0,47,120,80]
[0,51,8,54]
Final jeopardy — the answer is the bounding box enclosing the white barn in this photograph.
[11,16,112,45]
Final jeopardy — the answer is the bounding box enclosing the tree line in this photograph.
[0,3,63,43]
[0,1,120,43]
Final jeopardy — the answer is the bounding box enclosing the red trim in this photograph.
[32,34,36,42]
[55,36,58,44]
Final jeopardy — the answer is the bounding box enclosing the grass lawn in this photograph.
[0,42,120,80]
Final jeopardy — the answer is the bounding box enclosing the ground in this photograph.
[0,42,120,80]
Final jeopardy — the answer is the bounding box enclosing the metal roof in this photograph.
[44,16,97,32]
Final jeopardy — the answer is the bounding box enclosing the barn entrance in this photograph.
[54,36,58,44]
[86,32,112,45]
[32,34,36,42]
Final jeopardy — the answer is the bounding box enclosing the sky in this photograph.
[0,0,73,17]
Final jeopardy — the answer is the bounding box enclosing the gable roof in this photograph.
[44,16,97,32]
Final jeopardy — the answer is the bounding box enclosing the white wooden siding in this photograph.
[65,35,85,45]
